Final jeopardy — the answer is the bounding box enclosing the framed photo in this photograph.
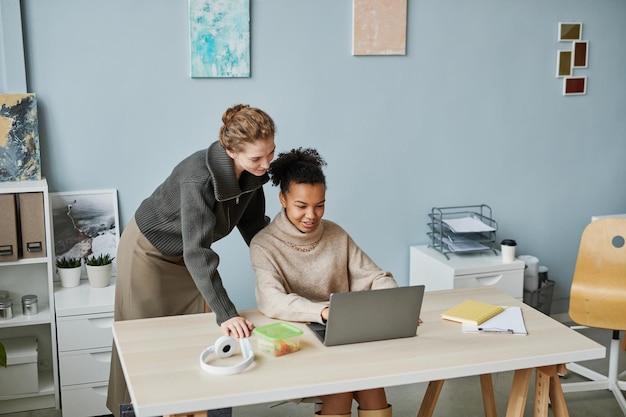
[50,189,120,278]
[556,50,572,77]
[558,22,582,41]
[563,77,587,96]
[573,41,588,68]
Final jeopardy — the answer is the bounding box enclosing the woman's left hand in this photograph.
[221,316,255,338]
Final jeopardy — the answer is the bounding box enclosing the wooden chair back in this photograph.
[569,218,626,330]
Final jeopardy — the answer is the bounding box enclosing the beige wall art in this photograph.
[352,0,407,56]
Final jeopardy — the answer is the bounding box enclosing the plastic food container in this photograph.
[253,322,303,357]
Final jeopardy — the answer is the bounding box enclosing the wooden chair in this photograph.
[560,218,626,415]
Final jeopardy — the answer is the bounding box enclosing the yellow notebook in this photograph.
[441,300,505,326]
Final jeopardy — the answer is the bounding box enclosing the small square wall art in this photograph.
[0,93,41,182]
[189,0,250,78]
[352,0,407,56]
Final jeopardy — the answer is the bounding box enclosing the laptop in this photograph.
[306,285,425,347]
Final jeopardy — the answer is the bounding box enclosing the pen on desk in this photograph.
[477,327,514,334]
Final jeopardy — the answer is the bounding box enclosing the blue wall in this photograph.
[17,0,626,312]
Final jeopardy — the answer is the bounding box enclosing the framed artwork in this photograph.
[189,0,250,78]
[563,77,586,96]
[573,41,588,68]
[558,22,582,41]
[556,50,572,77]
[50,189,120,278]
[557,22,588,96]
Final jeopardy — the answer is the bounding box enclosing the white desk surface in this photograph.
[113,287,605,417]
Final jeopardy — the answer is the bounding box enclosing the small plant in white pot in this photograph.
[85,254,115,288]
[56,256,83,288]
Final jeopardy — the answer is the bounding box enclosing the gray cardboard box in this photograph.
[0,336,39,395]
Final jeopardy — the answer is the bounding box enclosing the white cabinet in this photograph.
[410,245,525,300]
[55,279,115,417]
[0,179,60,413]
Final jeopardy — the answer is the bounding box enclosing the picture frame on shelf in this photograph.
[50,189,120,279]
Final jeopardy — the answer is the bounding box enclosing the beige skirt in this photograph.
[107,217,204,417]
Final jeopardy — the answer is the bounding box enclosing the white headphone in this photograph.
[199,336,254,375]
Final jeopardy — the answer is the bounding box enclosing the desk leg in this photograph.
[505,368,532,417]
[417,380,444,417]
[479,374,498,417]
[534,367,551,417]
[536,365,570,417]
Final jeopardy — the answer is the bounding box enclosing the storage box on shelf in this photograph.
[410,245,525,300]
[55,278,115,417]
[0,336,39,396]
[0,179,60,413]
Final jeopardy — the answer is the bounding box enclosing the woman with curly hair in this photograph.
[250,148,396,417]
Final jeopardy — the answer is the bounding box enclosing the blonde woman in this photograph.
[107,104,276,417]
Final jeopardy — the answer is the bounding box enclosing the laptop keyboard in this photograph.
[307,322,327,341]
[314,328,326,339]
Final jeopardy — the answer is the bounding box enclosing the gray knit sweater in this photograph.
[250,209,397,324]
[135,141,269,324]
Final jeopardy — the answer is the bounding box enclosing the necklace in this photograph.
[284,240,319,253]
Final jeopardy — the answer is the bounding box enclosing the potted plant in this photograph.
[85,253,115,288]
[56,256,83,288]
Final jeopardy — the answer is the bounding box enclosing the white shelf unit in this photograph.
[55,278,115,417]
[410,245,525,300]
[0,178,60,413]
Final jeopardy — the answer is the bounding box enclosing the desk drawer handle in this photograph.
[88,317,113,329]
[475,275,503,286]
[90,352,111,363]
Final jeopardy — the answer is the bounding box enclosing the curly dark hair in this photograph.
[268,148,327,194]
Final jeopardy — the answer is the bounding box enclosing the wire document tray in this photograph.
[428,204,498,259]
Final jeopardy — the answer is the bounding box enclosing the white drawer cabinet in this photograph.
[57,313,113,351]
[410,245,524,300]
[59,383,110,417]
[55,279,115,417]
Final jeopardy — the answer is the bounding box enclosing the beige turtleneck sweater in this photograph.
[250,209,397,324]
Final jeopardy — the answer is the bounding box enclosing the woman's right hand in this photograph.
[321,307,330,322]
[221,316,254,338]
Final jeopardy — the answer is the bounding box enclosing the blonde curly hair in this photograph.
[219,104,276,152]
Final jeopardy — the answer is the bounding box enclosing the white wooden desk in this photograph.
[113,287,604,417]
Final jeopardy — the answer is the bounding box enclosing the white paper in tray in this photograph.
[442,216,496,233]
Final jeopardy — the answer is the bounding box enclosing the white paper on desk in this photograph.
[462,306,528,335]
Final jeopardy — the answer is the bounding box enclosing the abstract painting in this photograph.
[352,0,407,56]
[0,93,41,182]
[50,189,120,278]
[189,0,250,78]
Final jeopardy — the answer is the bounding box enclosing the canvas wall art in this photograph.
[189,0,250,78]
[352,0,407,56]
[0,93,41,182]
[50,189,120,278]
